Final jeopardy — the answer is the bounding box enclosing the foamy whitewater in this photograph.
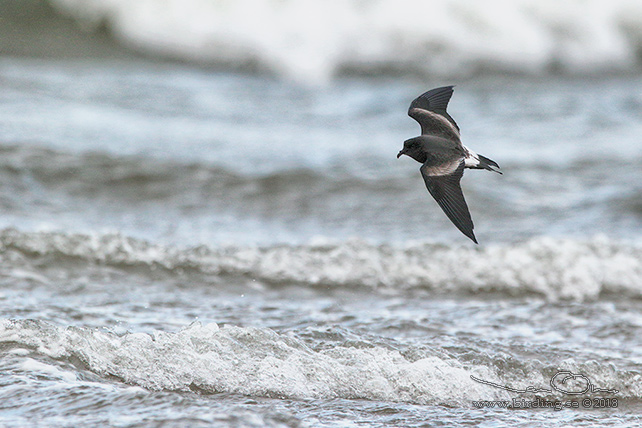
[49,0,642,81]
[1,1,642,426]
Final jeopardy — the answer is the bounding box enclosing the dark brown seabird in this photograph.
[397,86,501,244]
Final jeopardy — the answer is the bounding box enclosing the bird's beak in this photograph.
[397,150,405,159]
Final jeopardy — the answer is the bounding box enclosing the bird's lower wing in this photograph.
[420,160,477,244]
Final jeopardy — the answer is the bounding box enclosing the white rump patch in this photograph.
[463,146,480,168]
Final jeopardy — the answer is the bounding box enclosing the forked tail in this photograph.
[477,154,502,174]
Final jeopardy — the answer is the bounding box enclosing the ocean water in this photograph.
[1,1,642,427]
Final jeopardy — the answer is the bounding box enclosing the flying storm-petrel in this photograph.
[397,86,501,244]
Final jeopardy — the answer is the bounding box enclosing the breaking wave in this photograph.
[1,228,640,302]
[1,319,640,404]
[46,0,642,82]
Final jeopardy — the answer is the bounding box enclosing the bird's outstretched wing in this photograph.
[408,86,460,140]
[420,159,477,243]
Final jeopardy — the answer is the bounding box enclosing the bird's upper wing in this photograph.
[408,86,461,140]
[420,159,477,243]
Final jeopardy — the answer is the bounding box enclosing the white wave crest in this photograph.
[3,320,641,402]
[1,229,641,301]
[49,0,642,81]
[0,319,507,404]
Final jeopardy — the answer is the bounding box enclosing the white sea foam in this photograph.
[49,0,642,82]
[1,229,641,301]
[0,319,510,403]
[1,319,640,402]
[20,358,77,383]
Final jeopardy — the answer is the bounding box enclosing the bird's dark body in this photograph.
[403,135,465,164]
[397,86,501,244]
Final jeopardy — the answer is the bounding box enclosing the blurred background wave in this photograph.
[3,0,642,82]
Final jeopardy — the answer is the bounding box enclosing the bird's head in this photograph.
[397,138,426,163]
